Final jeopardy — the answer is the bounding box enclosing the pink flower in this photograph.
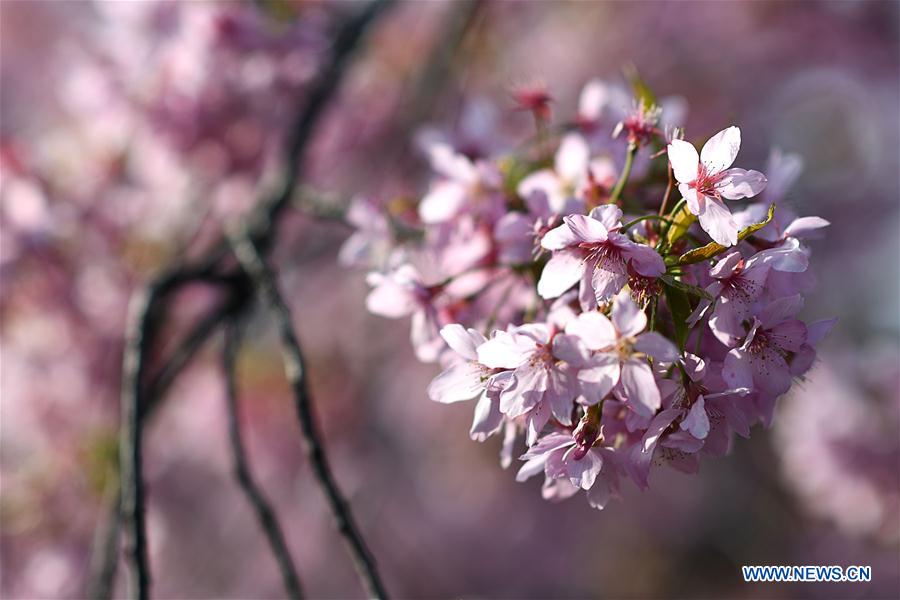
[722,295,808,397]
[417,143,502,224]
[567,291,678,416]
[517,134,614,214]
[668,126,767,246]
[476,323,587,443]
[538,205,665,308]
[516,430,620,510]
[366,264,445,362]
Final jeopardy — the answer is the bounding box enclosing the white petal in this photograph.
[563,214,608,243]
[716,168,767,200]
[477,331,534,369]
[667,139,699,183]
[427,362,486,403]
[555,133,590,184]
[700,126,741,175]
[439,324,484,360]
[419,181,467,224]
[537,250,585,299]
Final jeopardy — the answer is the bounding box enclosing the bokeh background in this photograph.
[1,1,898,598]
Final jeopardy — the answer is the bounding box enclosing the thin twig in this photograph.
[223,321,304,599]
[228,228,389,600]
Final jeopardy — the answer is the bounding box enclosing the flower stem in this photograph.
[619,214,672,233]
[659,162,674,216]
[608,143,637,204]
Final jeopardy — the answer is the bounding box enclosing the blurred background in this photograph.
[1,1,898,598]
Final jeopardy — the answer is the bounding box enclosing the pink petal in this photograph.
[700,126,741,175]
[518,170,562,211]
[564,447,603,490]
[540,222,579,250]
[752,349,792,396]
[767,319,807,353]
[566,311,617,351]
[477,331,535,369]
[806,317,837,346]
[587,204,623,230]
[620,239,665,277]
[716,168,767,200]
[634,332,679,363]
[419,181,468,223]
[564,214,608,243]
[428,361,486,403]
[667,139,699,183]
[555,133,590,184]
[537,249,585,299]
[578,353,621,403]
[440,324,484,361]
[760,294,804,328]
[591,260,629,303]
[783,216,830,239]
[470,393,503,441]
[621,360,661,417]
[428,143,477,182]
[611,291,647,337]
[680,184,702,215]
[680,397,710,439]
[696,195,738,246]
[722,348,754,390]
[551,334,591,367]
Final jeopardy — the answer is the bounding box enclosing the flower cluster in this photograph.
[345,79,835,509]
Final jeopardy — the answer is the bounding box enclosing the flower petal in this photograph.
[555,133,590,184]
[419,181,468,224]
[537,249,585,299]
[612,291,647,337]
[540,222,579,250]
[696,195,738,246]
[634,332,679,363]
[427,361,486,403]
[668,139,699,183]
[566,311,617,351]
[716,168,767,200]
[680,396,710,439]
[700,126,741,175]
[564,214,608,243]
[440,324,485,360]
[621,360,661,417]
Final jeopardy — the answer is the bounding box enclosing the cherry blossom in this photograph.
[667,126,767,246]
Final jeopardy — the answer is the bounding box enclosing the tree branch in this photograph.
[105,4,393,598]
[227,227,389,600]
[223,320,305,599]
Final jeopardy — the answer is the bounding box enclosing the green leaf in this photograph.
[663,281,692,351]
[659,274,712,300]
[666,202,696,246]
[677,204,775,266]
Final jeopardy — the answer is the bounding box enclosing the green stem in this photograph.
[608,143,637,204]
[620,214,672,232]
[658,197,687,251]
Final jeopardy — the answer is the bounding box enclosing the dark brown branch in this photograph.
[223,320,304,599]
[118,288,154,600]
[227,228,389,600]
[102,4,393,597]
